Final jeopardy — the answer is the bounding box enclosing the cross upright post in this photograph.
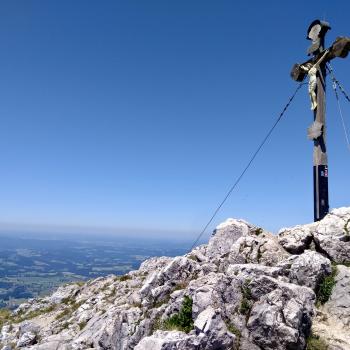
[290,20,350,222]
[310,21,330,222]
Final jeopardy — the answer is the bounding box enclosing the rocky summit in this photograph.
[1,208,350,350]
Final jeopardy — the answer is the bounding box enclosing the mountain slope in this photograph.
[1,207,350,350]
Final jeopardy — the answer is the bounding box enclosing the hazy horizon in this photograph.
[1,1,349,240]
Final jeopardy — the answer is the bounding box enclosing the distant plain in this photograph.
[0,232,188,309]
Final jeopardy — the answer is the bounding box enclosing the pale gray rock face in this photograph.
[278,207,350,263]
[1,208,350,350]
[278,224,314,254]
[325,265,350,326]
[312,265,350,350]
[208,219,289,270]
[248,276,315,350]
[134,330,199,350]
[139,256,200,306]
[226,263,283,280]
[286,250,332,291]
[227,233,289,267]
[139,256,174,273]
[206,218,250,258]
[193,306,235,349]
[136,307,235,350]
[313,208,350,263]
[17,332,37,347]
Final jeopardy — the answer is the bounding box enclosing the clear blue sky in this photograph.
[0,0,349,240]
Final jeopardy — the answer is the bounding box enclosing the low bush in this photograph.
[159,295,194,333]
[240,280,252,315]
[306,333,328,350]
[316,265,337,305]
[0,308,11,329]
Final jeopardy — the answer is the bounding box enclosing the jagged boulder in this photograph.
[313,208,350,263]
[135,331,199,350]
[139,256,200,306]
[313,265,350,350]
[207,219,289,269]
[278,224,314,254]
[279,207,350,264]
[282,250,332,291]
[194,306,235,349]
[17,332,37,348]
[206,218,251,258]
[248,276,315,350]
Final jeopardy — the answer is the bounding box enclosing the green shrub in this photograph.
[240,280,252,315]
[15,305,57,323]
[55,308,71,320]
[317,265,337,305]
[61,297,74,305]
[55,300,85,321]
[225,322,241,349]
[345,219,350,235]
[306,333,328,350]
[116,274,132,282]
[61,321,69,330]
[187,255,199,262]
[254,228,263,236]
[78,321,87,330]
[160,295,194,333]
[0,308,11,329]
[257,248,262,262]
[239,299,251,315]
[70,300,85,312]
[226,322,241,338]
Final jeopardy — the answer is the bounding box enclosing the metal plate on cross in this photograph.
[307,121,323,140]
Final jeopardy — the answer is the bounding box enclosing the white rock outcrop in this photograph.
[1,207,350,350]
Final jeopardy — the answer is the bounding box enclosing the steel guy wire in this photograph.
[188,82,306,252]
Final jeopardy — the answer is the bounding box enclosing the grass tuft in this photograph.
[306,332,328,350]
[316,265,337,305]
[0,308,12,329]
[78,320,87,330]
[254,228,263,236]
[154,295,194,334]
[240,280,252,315]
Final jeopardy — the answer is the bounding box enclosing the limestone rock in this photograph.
[313,208,350,263]
[194,306,235,349]
[278,224,314,254]
[279,207,350,263]
[17,332,37,347]
[247,276,315,350]
[134,330,199,350]
[313,265,350,350]
[285,250,332,291]
[206,218,251,258]
[1,208,350,350]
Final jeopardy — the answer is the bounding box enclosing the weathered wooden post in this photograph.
[308,20,330,222]
[291,20,350,221]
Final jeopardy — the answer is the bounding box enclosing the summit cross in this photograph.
[291,19,350,221]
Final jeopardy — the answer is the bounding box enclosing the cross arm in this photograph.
[327,36,350,59]
[290,36,350,82]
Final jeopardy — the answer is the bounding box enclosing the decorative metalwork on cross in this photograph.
[290,20,350,222]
